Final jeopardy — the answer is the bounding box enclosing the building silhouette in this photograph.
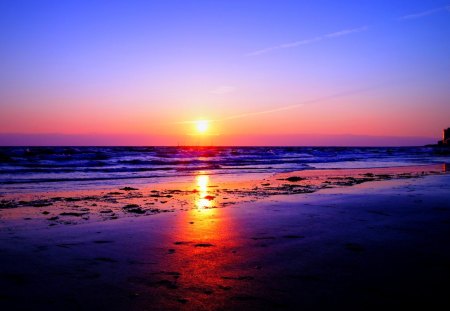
[438,128,450,145]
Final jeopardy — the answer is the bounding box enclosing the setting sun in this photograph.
[195,120,209,134]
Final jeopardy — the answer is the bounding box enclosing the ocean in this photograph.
[0,146,449,193]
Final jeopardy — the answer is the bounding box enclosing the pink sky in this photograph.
[1,1,449,146]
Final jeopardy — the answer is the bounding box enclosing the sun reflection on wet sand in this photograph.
[132,172,257,309]
[195,173,215,210]
[187,172,222,240]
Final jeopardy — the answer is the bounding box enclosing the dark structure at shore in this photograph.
[427,128,450,148]
[438,128,450,145]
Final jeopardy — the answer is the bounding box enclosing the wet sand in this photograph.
[0,165,443,228]
[1,166,450,310]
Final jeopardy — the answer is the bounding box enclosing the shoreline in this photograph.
[0,164,445,229]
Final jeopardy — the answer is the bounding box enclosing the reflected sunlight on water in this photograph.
[138,172,247,309]
[134,171,264,310]
[195,173,215,210]
[190,172,221,235]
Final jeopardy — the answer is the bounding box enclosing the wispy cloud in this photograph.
[399,5,450,20]
[219,84,380,121]
[176,84,385,125]
[246,26,368,56]
[246,3,449,57]
[324,26,368,38]
[209,85,236,95]
[246,37,322,56]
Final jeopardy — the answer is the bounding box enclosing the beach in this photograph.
[1,165,449,310]
[3,0,450,309]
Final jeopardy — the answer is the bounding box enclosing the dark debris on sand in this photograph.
[120,187,139,191]
[59,212,88,217]
[0,200,18,209]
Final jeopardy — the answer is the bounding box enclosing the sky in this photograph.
[0,0,449,146]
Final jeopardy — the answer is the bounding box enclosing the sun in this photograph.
[195,120,209,134]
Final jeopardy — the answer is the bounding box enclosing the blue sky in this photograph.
[0,0,449,145]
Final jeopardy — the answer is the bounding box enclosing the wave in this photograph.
[0,146,448,189]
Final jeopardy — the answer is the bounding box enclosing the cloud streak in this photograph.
[246,26,368,56]
[218,84,381,122]
[399,5,450,20]
[246,37,322,56]
[175,84,385,125]
[325,26,369,38]
[246,4,449,57]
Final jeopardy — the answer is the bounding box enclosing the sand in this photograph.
[1,166,449,310]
